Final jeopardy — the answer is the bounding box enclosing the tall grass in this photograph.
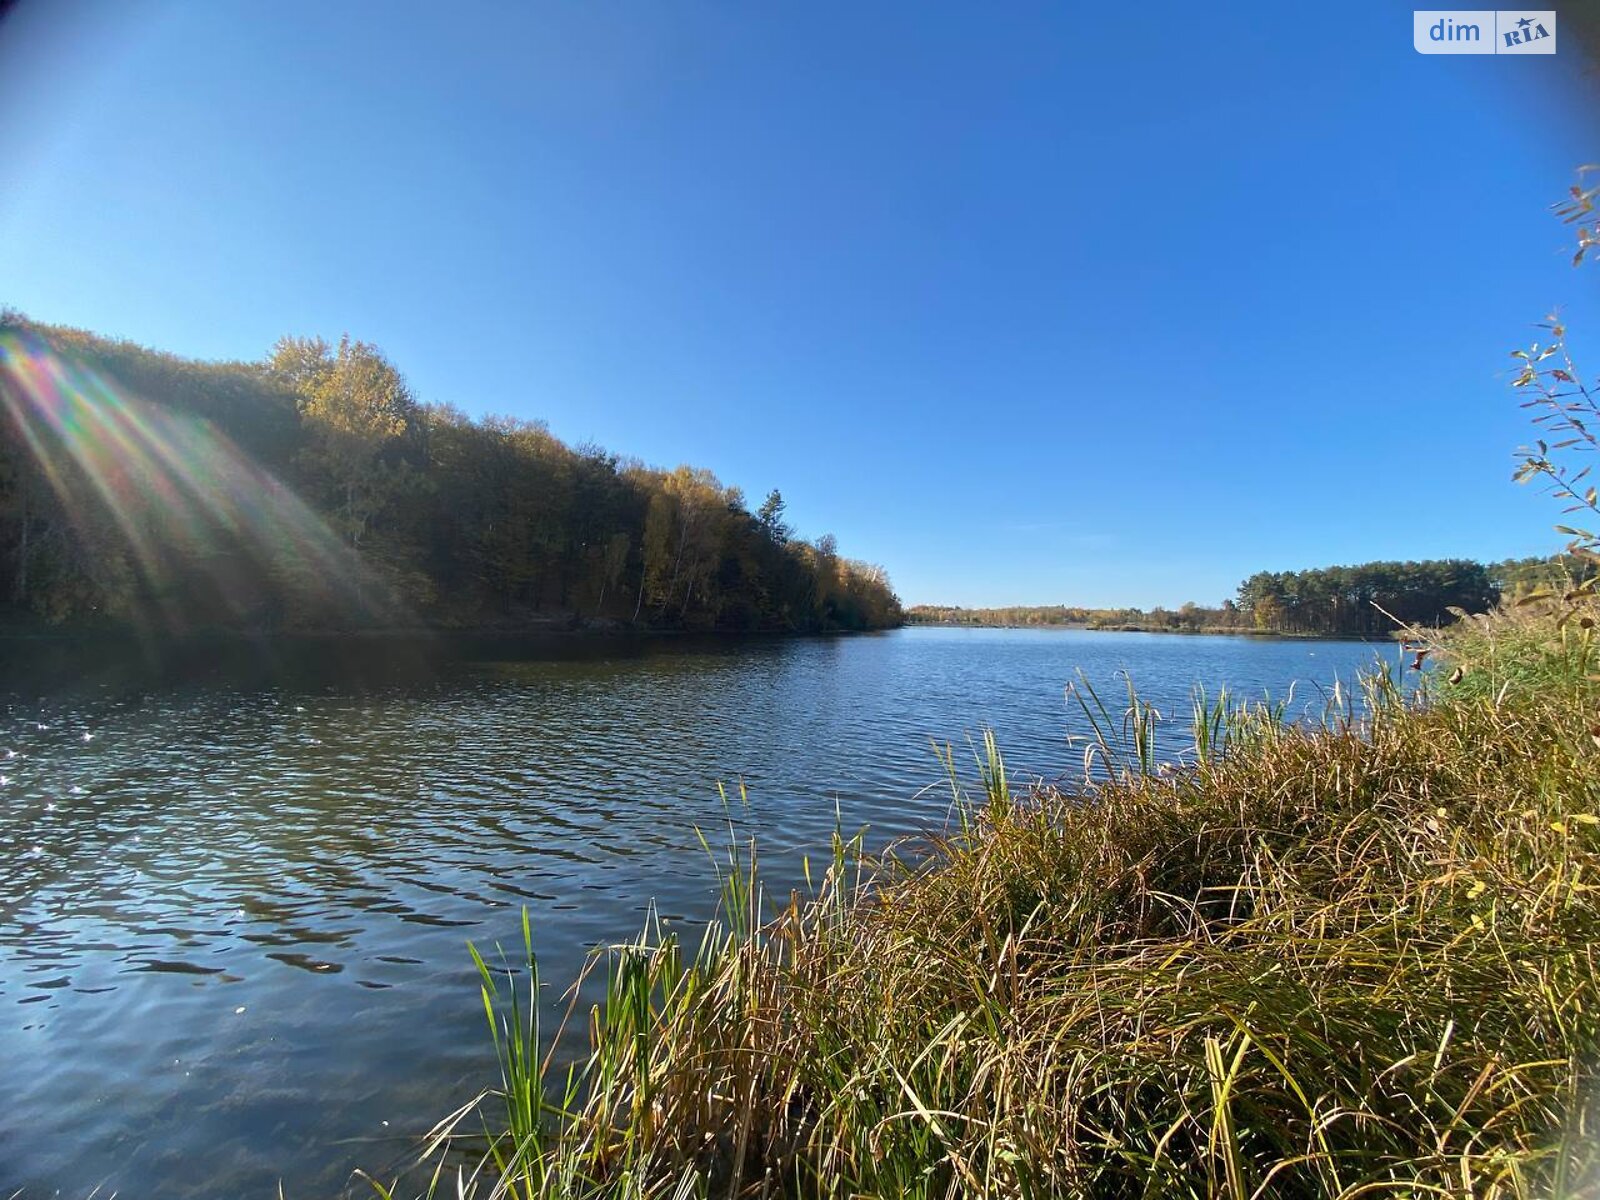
[372,595,1600,1199]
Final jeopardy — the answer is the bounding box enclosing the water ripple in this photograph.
[0,628,1392,1197]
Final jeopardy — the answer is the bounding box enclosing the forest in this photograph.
[908,554,1594,636]
[0,315,902,635]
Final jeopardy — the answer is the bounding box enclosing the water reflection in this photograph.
[0,628,1392,1197]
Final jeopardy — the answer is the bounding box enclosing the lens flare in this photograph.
[0,327,402,631]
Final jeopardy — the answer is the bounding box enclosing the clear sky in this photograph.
[2,1,1597,608]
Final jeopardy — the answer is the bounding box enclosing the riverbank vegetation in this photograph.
[0,316,900,634]
[907,553,1591,636]
[391,583,1600,1200]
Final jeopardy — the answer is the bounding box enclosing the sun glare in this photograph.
[0,328,399,630]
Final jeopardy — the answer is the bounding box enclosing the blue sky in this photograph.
[1,1,1596,607]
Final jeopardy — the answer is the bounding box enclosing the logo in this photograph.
[1414,10,1556,53]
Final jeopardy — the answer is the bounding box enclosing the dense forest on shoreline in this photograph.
[5,314,1585,645]
[0,316,902,635]
[908,554,1594,636]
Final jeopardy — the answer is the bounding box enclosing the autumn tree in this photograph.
[271,335,419,552]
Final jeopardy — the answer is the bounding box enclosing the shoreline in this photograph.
[0,620,1396,645]
[0,620,1401,645]
[903,621,1397,642]
[0,619,908,645]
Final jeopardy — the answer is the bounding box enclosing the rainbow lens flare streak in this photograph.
[0,328,400,631]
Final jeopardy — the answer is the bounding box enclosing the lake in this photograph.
[0,627,1396,1197]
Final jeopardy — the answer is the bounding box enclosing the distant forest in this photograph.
[0,316,902,634]
[908,556,1595,637]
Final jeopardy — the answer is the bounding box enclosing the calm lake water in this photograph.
[0,627,1394,1197]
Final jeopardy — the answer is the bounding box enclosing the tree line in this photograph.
[907,554,1594,636]
[0,316,901,634]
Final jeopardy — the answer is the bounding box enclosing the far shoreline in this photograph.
[903,621,1397,642]
[0,618,1406,646]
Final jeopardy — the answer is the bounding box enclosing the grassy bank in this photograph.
[383,595,1600,1199]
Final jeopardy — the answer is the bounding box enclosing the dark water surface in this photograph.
[0,627,1394,1197]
